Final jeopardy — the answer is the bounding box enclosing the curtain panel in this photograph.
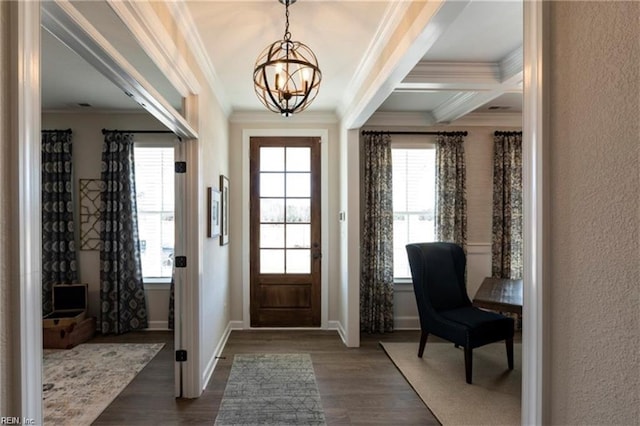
[435,133,468,251]
[42,130,78,314]
[360,133,394,333]
[100,131,148,334]
[491,132,523,279]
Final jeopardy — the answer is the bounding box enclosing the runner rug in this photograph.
[43,343,164,425]
[215,353,326,425]
[380,342,521,425]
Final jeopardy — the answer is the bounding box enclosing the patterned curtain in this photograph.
[100,131,148,334]
[491,132,523,279]
[435,133,467,251]
[360,132,394,333]
[42,130,78,315]
[168,274,174,330]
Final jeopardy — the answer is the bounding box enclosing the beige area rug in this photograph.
[43,343,164,426]
[381,342,521,426]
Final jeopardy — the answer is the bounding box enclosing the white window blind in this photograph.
[392,148,436,279]
[134,146,175,281]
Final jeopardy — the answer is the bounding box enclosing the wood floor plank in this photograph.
[89,330,439,425]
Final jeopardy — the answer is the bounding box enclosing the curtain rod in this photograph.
[361,130,468,136]
[494,131,522,136]
[42,128,72,133]
[102,128,175,135]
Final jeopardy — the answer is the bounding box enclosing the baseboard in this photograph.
[202,321,233,390]
[145,321,170,331]
[229,320,244,330]
[332,321,347,344]
[394,316,420,330]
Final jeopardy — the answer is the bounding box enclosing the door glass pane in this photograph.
[260,147,285,171]
[286,173,310,197]
[260,173,285,197]
[261,198,285,222]
[286,147,310,171]
[286,224,310,248]
[260,224,284,248]
[261,249,284,273]
[286,199,310,223]
[286,249,310,273]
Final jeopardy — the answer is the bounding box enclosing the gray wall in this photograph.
[547,2,639,424]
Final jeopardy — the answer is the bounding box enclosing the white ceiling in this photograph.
[41,0,523,124]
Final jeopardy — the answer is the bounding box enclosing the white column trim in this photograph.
[13,1,42,422]
[241,129,330,330]
[522,1,547,425]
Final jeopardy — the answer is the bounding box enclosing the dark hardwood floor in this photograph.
[90,329,439,425]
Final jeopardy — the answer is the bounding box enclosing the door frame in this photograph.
[12,1,201,420]
[242,129,330,329]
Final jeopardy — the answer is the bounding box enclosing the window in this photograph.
[392,147,436,279]
[134,145,174,281]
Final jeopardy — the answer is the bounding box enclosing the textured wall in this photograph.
[548,2,639,424]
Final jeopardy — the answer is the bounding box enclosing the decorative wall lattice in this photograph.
[79,179,102,250]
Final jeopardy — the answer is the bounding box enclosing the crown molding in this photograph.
[337,1,411,117]
[166,1,232,117]
[403,61,500,84]
[364,111,435,127]
[500,45,523,84]
[230,110,338,125]
[365,111,522,128]
[451,112,522,127]
[110,1,200,96]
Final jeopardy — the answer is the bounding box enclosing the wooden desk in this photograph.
[472,277,523,315]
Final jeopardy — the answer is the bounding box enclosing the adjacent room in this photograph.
[3,1,636,425]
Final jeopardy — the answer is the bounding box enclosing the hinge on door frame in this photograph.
[175,256,187,268]
[175,350,187,362]
[175,161,187,173]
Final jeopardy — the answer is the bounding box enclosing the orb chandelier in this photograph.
[253,0,322,117]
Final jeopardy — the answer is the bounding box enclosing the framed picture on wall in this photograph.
[220,175,230,245]
[208,187,221,238]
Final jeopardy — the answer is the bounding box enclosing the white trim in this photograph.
[337,0,411,117]
[145,321,170,331]
[500,46,524,85]
[111,0,201,96]
[366,111,522,128]
[40,0,197,139]
[241,129,330,330]
[522,1,546,424]
[333,321,347,346]
[229,320,244,330]
[202,321,234,390]
[14,2,42,423]
[341,0,471,129]
[230,110,338,125]
[165,1,231,117]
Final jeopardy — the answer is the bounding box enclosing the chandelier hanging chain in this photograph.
[284,2,291,42]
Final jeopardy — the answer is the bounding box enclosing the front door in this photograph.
[250,137,321,327]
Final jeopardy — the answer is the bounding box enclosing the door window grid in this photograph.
[259,147,311,274]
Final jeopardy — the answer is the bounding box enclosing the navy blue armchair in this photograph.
[406,242,514,384]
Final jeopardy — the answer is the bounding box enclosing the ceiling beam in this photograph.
[340,0,472,129]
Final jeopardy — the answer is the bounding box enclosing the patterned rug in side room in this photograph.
[43,343,164,426]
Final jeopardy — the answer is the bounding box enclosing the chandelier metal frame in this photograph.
[253,0,322,117]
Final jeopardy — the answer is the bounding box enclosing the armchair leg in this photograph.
[464,346,473,384]
[506,337,514,370]
[418,331,429,358]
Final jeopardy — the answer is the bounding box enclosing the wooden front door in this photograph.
[250,137,321,327]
